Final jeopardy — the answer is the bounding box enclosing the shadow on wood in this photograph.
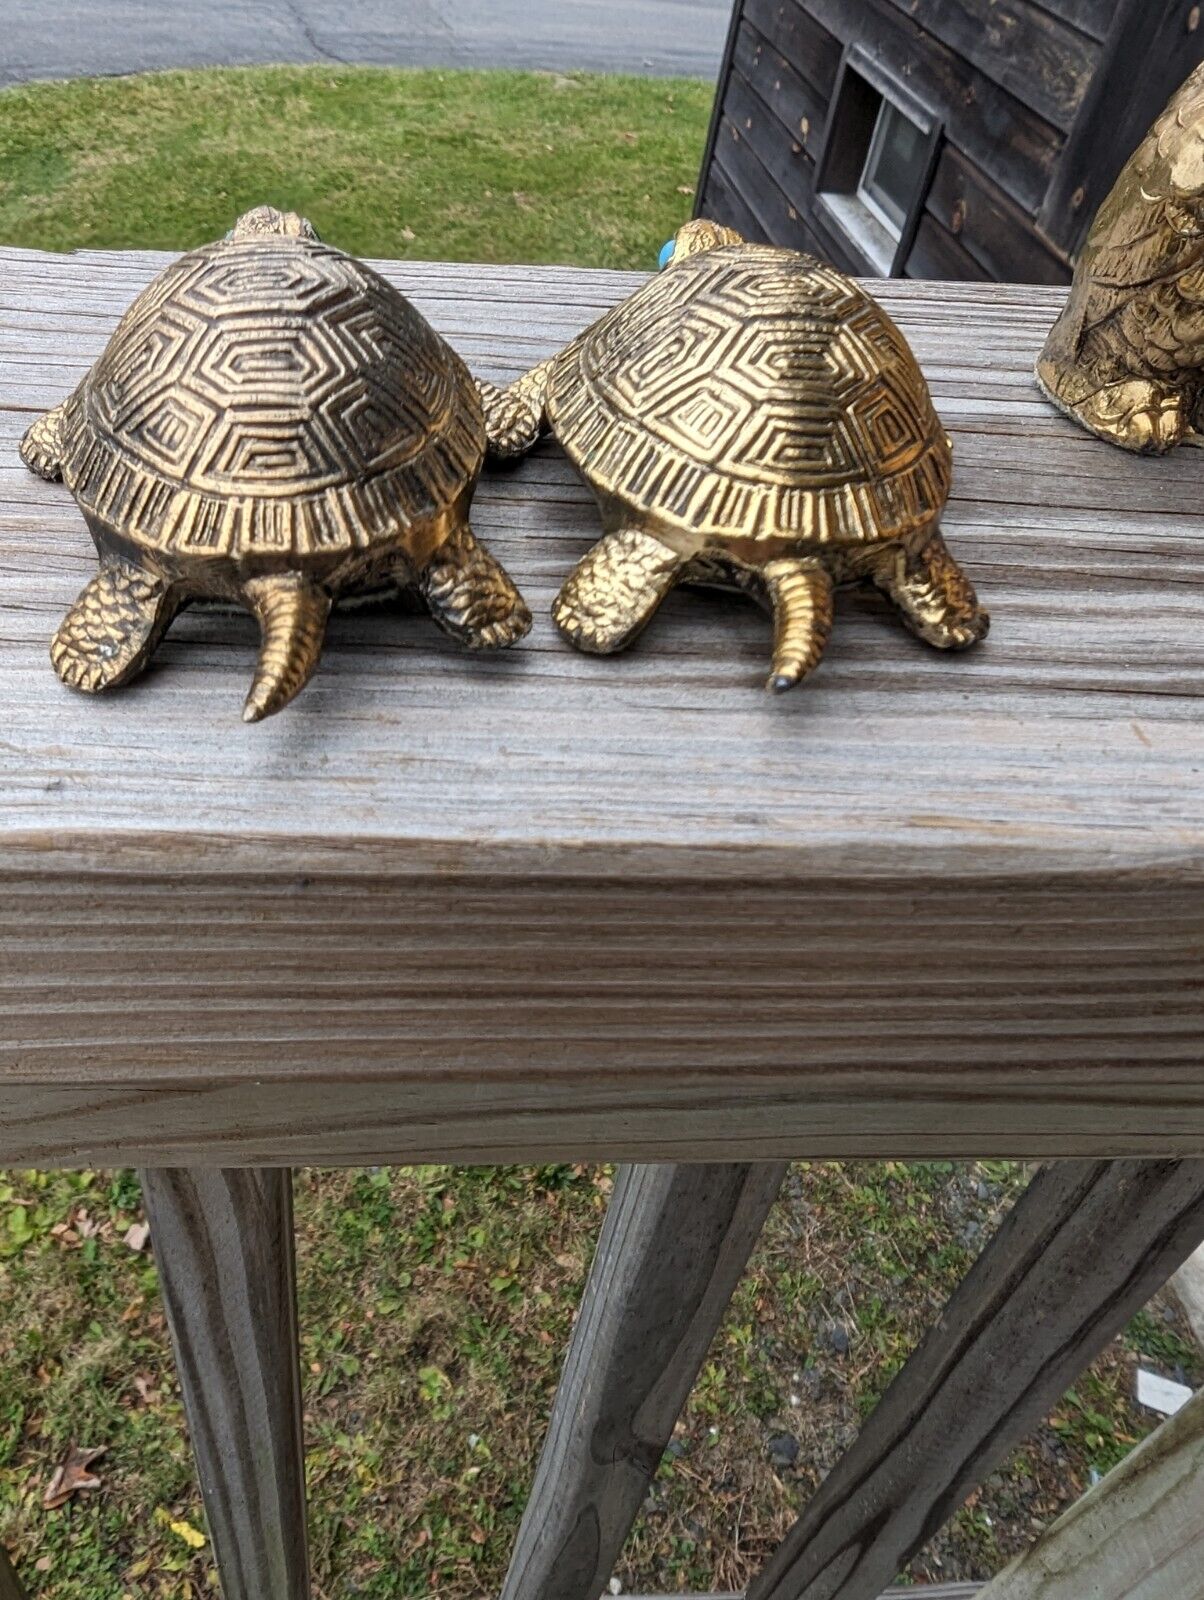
[747,1160,1204,1600]
[140,1169,309,1600]
[500,1162,787,1600]
[0,1547,27,1600]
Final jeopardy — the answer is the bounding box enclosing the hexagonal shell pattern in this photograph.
[59,237,484,564]
[547,245,951,547]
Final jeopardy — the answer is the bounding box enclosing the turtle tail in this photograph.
[241,574,331,722]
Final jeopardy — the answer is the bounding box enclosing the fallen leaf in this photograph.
[169,1517,207,1550]
[34,1557,52,1574]
[677,185,694,194]
[133,1374,158,1405]
[125,1221,150,1253]
[44,1443,107,1510]
[401,226,416,242]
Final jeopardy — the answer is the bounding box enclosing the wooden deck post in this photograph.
[747,1160,1204,1600]
[0,1548,27,1600]
[140,1169,309,1600]
[500,1162,787,1600]
[976,1384,1204,1599]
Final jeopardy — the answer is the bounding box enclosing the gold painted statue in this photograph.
[1038,63,1204,453]
[20,206,530,720]
[479,221,987,692]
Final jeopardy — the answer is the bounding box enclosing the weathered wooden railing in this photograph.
[2,248,1203,1598]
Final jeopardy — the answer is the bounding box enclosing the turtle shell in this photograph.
[547,245,950,546]
[59,235,484,563]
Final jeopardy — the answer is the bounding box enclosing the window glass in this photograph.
[859,100,928,235]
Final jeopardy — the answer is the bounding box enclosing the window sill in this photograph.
[816,191,899,276]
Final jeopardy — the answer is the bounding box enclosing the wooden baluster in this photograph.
[748,1160,1204,1600]
[0,1547,27,1600]
[976,1385,1204,1600]
[140,1168,309,1600]
[623,1589,983,1600]
[501,1161,787,1600]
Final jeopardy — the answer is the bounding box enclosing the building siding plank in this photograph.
[878,0,1101,131]
[926,144,1071,282]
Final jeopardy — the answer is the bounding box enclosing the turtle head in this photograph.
[228,206,320,242]
[658,218,745,269]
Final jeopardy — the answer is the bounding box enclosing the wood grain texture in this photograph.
[1028,0,1112,41]
[626,1590,982,1600]
[1,252,1204,1165]
[734,21,828,164]
[694,0,748,219]
[140,1169,309,1600]
[924,146,1071,285]
[741,0,843,103]
[500,1163,787,1600]
[1039,0,1204,257]
[977,1385,1204,1600]
[0,1548,27,1600]
[747,1161,1204,1600]
[877,0,1099,131]
[905,214,992,282]
[800,0,1064,213]
[714,115,826,257]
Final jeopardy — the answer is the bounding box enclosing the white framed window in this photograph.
[814,47,941,277]
[857,99,931,241]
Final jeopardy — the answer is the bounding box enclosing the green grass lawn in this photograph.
[2,1163,1198,1599]
[0,65,709,265]
[1,63,1201,1600]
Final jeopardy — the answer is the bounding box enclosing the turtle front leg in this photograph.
[553,527,690,654]
[870,528,989,651]
[477,359,554,461]
[52,559,182,693]
[420,520,532,649]
[20,399,71,481]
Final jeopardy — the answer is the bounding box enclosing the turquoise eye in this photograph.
[658,239,676,269]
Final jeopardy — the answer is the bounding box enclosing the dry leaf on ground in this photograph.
[43,1443,107,1510]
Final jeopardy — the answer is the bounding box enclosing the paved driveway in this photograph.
[1,0,732,86]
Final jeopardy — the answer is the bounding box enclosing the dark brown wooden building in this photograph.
[696,0,1204,282]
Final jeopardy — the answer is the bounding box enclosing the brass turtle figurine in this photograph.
[478,220,987,691]
[21,205,530,720]
[1037,63,1204,454]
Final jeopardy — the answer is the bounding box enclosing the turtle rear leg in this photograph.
[52,560,182,693]
[553,527,690,654]
[420,520,532,650]
[20,399,71,481]
[871,528,989,651]
[760,558,835,693]
[477,359,554,460]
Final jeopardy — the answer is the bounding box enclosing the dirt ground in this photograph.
[1,1161,1199,1597]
